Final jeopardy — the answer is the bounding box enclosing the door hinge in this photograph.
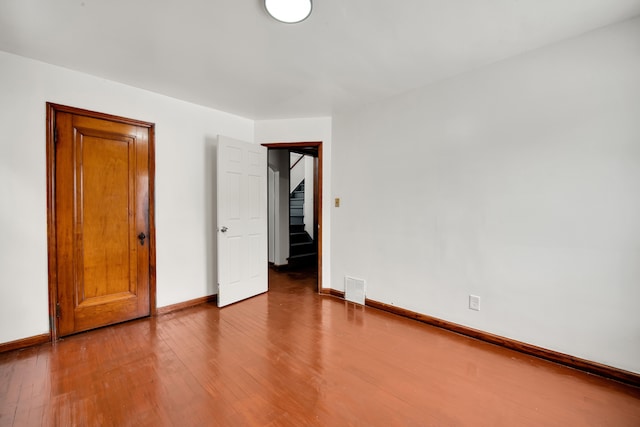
[55,302,61,318]
[54,128,58,144]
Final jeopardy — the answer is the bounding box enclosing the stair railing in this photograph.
[290,154,306,193]
[290,154,304,170]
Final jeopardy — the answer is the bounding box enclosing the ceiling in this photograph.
[1,0,639,120]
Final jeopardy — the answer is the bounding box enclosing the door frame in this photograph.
[262,141,323,291]
[46,103,157,341]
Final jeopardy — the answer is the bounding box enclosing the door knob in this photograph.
[138,232,146,246]
[220,226,228,233]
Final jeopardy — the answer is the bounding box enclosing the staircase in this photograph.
[289,180,316,266]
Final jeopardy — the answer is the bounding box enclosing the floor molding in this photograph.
[0,333,50,353]
[1,295,219,353]
[324,291,640,387]
[323,288,345,298]
[157,295,217,315]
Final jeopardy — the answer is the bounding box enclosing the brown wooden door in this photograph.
[53,108,152,336]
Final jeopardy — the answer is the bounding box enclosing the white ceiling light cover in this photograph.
[265,0,312,24]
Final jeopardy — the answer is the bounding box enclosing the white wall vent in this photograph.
[345,276,366,305]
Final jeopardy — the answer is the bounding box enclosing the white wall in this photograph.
[268,167,276,263]
[331,18,640,373]
[0,51,253,344]
[267,150,290,266]
[303,156,315,238]
[255,117,332,289]
[289,153,305,192]
[290,154,316,237]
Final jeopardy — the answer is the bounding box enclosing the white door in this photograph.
[217,135,268,307]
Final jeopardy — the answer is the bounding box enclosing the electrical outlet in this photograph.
[335,197,340,207]
[469,295,480,311]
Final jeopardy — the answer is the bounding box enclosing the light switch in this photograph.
[335,198,340,207]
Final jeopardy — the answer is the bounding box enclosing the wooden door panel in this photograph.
[54,110,151,336]
[78,131,136,302]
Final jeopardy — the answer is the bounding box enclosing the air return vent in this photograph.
[345,276,366,305]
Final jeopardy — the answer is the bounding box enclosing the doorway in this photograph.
[263,142,322,292]
[46,103,156,339]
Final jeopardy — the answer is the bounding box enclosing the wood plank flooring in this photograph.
[1,266,639,426]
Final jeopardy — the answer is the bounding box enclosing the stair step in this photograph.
[291,242,314,247]
[290,241,316,256]
[291,191,304,199]
[290,199,304,207]
[290,231,312,244]
[290,224,305,233]
[290,208,303,216]
[288,252,318,268]
[288,252,316,261]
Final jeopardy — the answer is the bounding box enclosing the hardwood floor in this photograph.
[1,266,639,426]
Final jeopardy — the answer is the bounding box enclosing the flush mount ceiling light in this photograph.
[265,0,312,24]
